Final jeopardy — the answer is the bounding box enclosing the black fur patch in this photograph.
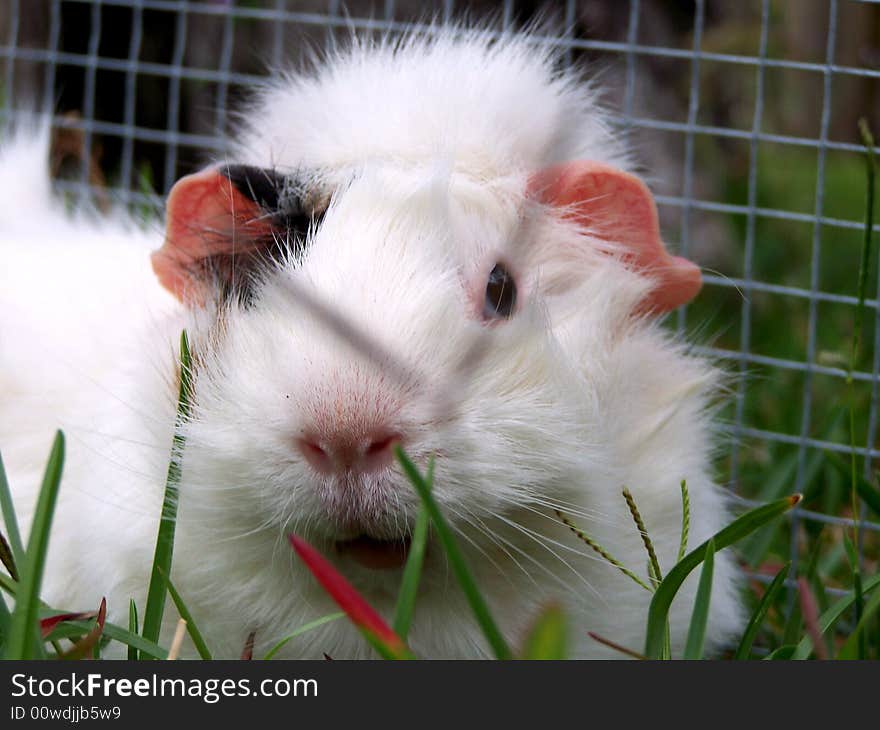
[214,164,328,307]
[220,164,327,246]
[222,164,284,211]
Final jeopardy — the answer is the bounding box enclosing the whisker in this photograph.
[513,491,632,527]
[450,503,602,604]
[448,503,540,591]
[504,494,631,531]
[439,505,521,592]
[62,426,168,451]
[497,509,614,566]
[490,512,604,603]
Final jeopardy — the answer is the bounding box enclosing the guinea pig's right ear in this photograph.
[151,164,284,305]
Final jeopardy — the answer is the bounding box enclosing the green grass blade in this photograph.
[683,539,715,660]
[852,570,867,659]
[0,576,18,656]
[661,623,671,660]
[764,645,796,660]
[127,600,139,661]
[791,572,880,659]
[842,534,866,659]
[852,118,876,373]
[0,451,25,570]
[734,562,790,660]
[644,494,800,659]
[0,591,10,650]
[521,604,567,660]
[262,613,344,660]
[141,330,192,654]
[395,446,512,660]
[393,511,430,639]
[837,582,880,659]
[781,585,804,647]
[803,532,829,617]
[0,571,16,598]
[842,533,859,578]
[392,458,433,639]
[164,572,212,660]
[103,623,168,659]
[63,619,169,659]
[5,431,65,660]
[843,118,878,661]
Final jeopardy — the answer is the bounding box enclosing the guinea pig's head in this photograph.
[151,155,701,582]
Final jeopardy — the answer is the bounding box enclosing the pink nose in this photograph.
[297,430,401,474]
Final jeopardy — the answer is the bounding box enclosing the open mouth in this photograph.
[335,534,412,570]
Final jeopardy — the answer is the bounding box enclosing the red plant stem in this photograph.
[797,577,829,660]
[289,535,409,655]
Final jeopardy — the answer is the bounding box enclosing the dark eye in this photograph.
[483,263,517,320]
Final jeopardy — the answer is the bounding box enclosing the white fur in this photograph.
[0,27,743,658]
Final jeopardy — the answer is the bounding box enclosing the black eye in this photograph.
[483,263,517,320]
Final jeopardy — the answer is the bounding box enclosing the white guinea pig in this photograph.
[0,26,744,658]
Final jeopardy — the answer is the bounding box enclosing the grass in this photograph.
[644,495,800,659]
[0,432,858,659]
[394,448,512,660]
[4,432,64,660]
[683,540,715,660]
[734,562,789,660]
[140,330,192,653]
[391,459,432,640]
[674,120,880,657]
[0,417,874,660]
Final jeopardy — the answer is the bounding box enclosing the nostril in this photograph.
[367,433,398,456]
[362,432,399,471]
[297,437,334,473]
[302,440,327,458]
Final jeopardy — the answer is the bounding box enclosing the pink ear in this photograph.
[528,161,701,313]
[152,166,275,304]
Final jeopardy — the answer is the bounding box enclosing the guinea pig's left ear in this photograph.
[528,161,701,314]
[152,164,283,305]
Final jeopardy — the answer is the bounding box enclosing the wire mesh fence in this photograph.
[1,0,879,608]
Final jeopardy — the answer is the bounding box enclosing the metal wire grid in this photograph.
[1,0,880,588]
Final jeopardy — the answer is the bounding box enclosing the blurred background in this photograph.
[1,0,879,647]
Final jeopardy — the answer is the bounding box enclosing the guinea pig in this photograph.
[0,25,744,658]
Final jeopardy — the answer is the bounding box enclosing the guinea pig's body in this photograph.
[0,28,744,658]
